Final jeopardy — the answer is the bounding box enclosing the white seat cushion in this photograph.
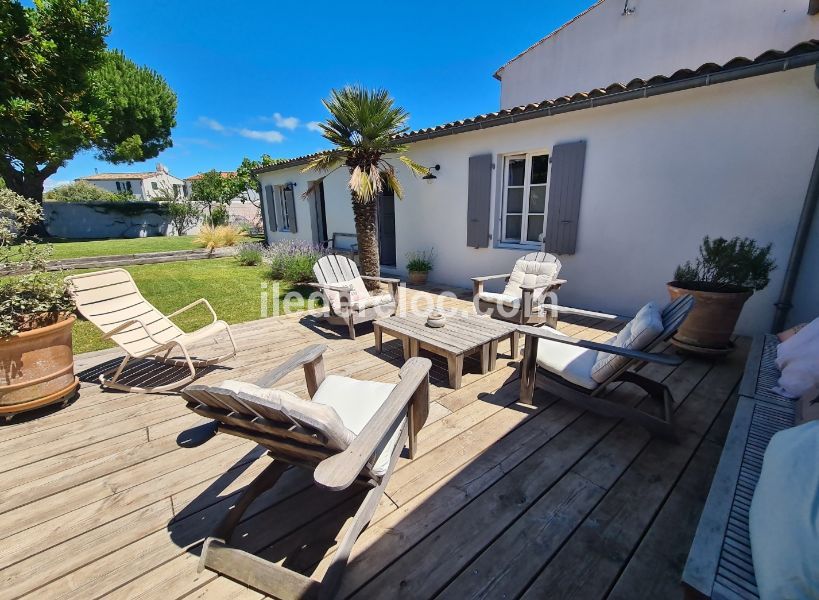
[591,302,664,384]
[217,380,355,451]
[322,276,370,314]
[535,326,602,390]
[477,291,521,309]
[312,375,405,477]
[503,258,559,303]
[351,293,394,311]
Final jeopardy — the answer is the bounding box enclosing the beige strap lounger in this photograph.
[66,268,237,393]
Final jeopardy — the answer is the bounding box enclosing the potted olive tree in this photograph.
[667,236,775,354]
[406,249,435,285]
[0,190,78,420]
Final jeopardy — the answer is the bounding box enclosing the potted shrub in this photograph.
[667,236,776,354]
[0,190,78,420]
[406,249,435,285]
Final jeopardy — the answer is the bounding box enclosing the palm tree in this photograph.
[303,86,427,281]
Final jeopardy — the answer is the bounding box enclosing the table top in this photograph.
[374,311,518,355]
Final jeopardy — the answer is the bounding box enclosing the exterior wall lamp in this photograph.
[422,165,441,182]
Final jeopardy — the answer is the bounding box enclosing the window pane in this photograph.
[527,216,544,242]
[529,185,546,213]
[506,188,524,213]
[505,215,522,241]
[507,158,525,186]
[531,154,549,185]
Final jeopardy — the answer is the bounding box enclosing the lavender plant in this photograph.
[263,240,328,282]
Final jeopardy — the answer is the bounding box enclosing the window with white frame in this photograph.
[500,152,550,245]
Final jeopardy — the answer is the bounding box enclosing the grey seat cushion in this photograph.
[591,302,663,383]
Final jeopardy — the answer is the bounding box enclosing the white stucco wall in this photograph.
[497,0,819,109]
[260,67,819,334]
[81,173,185,200]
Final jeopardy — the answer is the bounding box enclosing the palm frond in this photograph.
[301,152,344,174]
[383,168,404,201]
[397,156,430,178]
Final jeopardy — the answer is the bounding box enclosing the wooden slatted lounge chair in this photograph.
[519,294,694,438]
[309,254,399,340]
[472,252,567,329]
[181,344,431,600]
[66,268,237,393]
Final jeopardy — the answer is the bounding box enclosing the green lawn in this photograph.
[67,258,317,354]
[42,235,201,260]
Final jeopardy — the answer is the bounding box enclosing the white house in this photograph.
[78,164,185,200]
[255,0,819,335]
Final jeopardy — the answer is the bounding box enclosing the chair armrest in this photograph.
[551,278,567,287]
[255,344,328,388]
[314,357,432,491]
[167,298,218,323]
[520,279,568,293]
[360,275,401,284]
[471,273,512,283]
[306,281,353,293]
[541,305,619,320]
[518,325,681,366]
[102,318,164,347]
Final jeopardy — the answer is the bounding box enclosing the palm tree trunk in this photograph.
[351,193,380,288]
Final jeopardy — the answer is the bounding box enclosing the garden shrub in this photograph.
[195,225,247,250]
[264,240,328,283]
[235,242,263,266]
[44,181,123,203]
[205,204,230,227]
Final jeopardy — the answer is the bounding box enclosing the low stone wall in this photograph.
[43,201,171,239]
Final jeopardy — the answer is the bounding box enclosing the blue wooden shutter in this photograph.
[264,185,277,231]
[543,140,586,255]
[467,154,493,248]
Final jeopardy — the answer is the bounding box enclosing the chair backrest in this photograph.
[503,252,562,302]
[590,294,695,384]
[66,268,182,355]
[182,382,365,472]
[313,255,369,313]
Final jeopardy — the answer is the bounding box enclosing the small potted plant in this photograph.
[406,248,435,285]
[668,236,776,354]
[0,190,78,420]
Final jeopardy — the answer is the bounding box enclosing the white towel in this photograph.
[775,316,819,398]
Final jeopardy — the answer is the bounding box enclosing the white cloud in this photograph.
[44,178,72,191]
[198,116,284,143]
[237,128,285,143]
[272,113,300,130]
[306,121,323,133]
[198,116,225,132]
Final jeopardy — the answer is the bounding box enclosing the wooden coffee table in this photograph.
[373,312,520,389]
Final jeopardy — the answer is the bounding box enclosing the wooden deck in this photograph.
[0,286,747,600]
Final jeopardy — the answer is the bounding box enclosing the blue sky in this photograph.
[47,0,596,189]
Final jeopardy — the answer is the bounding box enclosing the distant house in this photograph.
[256,0,819,335]
[77,164,185,200]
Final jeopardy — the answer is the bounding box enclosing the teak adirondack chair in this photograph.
[519,294,694,438]
[309,255,399,339]
[472,252,567,329]
[66,268,237,393]
[181,344,431,600]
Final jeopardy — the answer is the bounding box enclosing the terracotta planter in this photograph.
[667,282,752,353]
[408,271,429,285]
[0,315,79,420]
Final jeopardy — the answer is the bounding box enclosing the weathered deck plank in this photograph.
[0,286,746,600]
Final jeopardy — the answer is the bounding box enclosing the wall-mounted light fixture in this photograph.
[284,182,296,191]
[622,0,635,15]
[422,165,441,182]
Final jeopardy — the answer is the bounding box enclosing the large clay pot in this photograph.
[408,271,428,285]
[0,315,79,420]
[667,282,752,353]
